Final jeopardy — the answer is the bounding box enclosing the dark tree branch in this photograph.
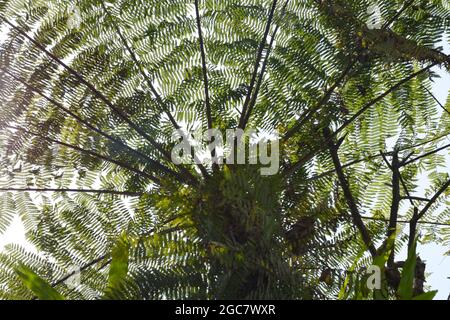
[398,173,416,206]
[194,0,213,131]
[7,125,159,183]
[0,188,143,196]
[408,207,419,250]
[401,131,450,152]
[309,130,450,182]
[51,222,184,289]
[283,63,437,178]
[404,142,450,166]
[238,0,278,129]
[417,178,450,221]
[3,69,188,185]
[400,151,415,166]
[401,196,430,202]
[360,215,450,227]
[0,17,175,166]
[324,128,377,257]
[381,152,401,266]
[307,158,371,182]
[382,0,416,29]
[241,0,290,129]
[404,177,450,250]
[51,255,108,287]
[422,85,450,117]
[283,60,355,141]
[193,0,220,174]
[99,3,207,179]
[333,63,438,138]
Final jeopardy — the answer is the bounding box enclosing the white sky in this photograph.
[403,39,450,300]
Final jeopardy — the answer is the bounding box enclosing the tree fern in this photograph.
[0,0,449,300]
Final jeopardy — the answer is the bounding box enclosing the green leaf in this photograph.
[107,233,130,290]
[15,265,65,300]
[338,247,364,300]
[398,240,417,300]
[412,290,438,300]
[372,234,396,300]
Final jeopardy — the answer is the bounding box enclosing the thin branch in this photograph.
[398,173,415,206]
[194,0,213,131]
[3,69,188,184]
[51,255,108,287]
[422,85,450,117]
[99,3,207,179]
[401,196,430,202]
[193,0,220,174]
[283,63,437,178]
[403,177,450,250]
[7,125,159,183]
[283,60,355,141]
[408,207,419,250]
[98,3,175,127]
[324,128,377,257]
[238,0,278,129]
[360,215,450,227]
[404,142,450,166]
[417,178,450,220]
[333,63,438,138]
[307,131,450,183]
[51,222,184,288]
[307,158,370,182]
[0,188,143,196]
[381,152,401,266]
[0,17,174,165]
[382,0,416,29]
[406,131,450,150]
[241,0,290,129]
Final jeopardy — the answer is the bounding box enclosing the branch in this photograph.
[382,0,416,29]
[408,207,419,250]
[238,0,278,129]
[404,177,450,250]
[3,69,188,185]
[241,0,290,129]
[194,0,213,131]
[283,60,355,141]
[0,188,143,196]
[7,125,159,183]
[307,130,450,182]
[333,63,438,138]
[283,63,437,178]
[51,221,184,289]
[381,152,401,266]
[417,178,450,221]
[360,215,450,227]
[99,3,207,179]
[324,128,377,257]
[193,0,221,174]
[51,255,108,287]
[403,142,450,166]
[401,196,430,202]
[0,17,174,165]
[422,85,450,117]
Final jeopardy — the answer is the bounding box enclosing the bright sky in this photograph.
[0,12,449,300]
[404,39,450,300]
